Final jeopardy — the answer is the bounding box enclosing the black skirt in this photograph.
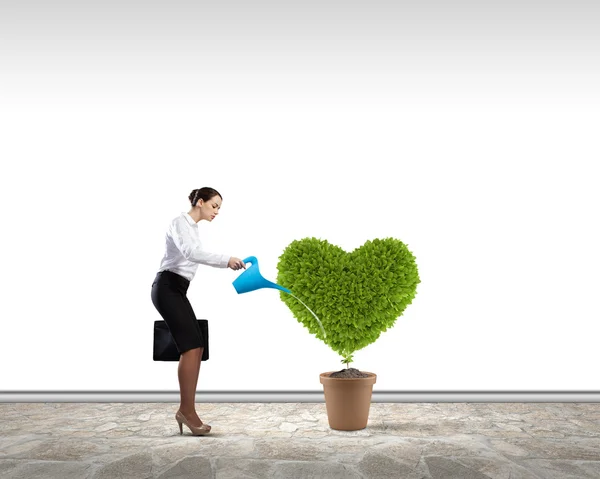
[151,270,205,354]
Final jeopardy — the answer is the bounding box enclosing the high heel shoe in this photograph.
[175,411,211,436]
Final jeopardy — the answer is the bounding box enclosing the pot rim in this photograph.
[320,371,377,379]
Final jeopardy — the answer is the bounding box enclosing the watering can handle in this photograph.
[242,256,257,267]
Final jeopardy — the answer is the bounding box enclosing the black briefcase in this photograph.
[153,319,209,361]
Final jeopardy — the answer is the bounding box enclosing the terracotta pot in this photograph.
[319,371,377,431]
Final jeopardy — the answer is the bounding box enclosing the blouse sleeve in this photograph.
[170,217,230,268]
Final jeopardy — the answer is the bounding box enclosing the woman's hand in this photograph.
[228,257,246,271]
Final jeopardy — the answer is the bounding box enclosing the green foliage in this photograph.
[341,354,354,367]
[276,237,420,363]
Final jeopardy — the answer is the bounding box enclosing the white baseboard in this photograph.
[2,391,600,402]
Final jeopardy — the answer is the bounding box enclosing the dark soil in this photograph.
[329,367,370,379]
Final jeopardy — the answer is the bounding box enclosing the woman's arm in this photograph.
[171,219,230,268]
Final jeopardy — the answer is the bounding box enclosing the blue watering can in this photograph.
[233,256,327,338]
[232,256,291,294]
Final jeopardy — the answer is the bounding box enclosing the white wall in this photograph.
[1,1,599,392]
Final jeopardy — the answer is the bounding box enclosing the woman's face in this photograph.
[198,195,222,221]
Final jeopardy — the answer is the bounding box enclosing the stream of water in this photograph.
[287,292,327,339]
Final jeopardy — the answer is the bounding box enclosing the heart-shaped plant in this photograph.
[276,237,420,366]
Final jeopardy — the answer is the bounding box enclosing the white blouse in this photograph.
[158,213,230,281]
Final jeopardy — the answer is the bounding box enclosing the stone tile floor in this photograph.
[1,402,599,478]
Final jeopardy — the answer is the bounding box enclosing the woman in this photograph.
[151,187,245,436]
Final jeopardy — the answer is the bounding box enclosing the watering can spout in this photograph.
[232,256,291,294]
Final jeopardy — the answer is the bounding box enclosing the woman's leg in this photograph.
[178,347,204,426]
[190,347,203,399]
